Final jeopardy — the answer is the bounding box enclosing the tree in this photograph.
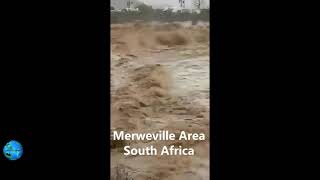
[135,3,153,15]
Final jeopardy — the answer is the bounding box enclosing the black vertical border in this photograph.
[104,0,111,179]
[102,0,110,179]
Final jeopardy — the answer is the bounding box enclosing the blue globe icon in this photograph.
[3,140,23,160]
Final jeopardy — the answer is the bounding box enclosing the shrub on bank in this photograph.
[110,8,210,24]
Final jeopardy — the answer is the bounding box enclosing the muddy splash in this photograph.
[111,21,209,55]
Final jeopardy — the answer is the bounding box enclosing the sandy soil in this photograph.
[111,21,210,180]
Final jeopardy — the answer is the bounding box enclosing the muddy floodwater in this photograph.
[111,21,210,180]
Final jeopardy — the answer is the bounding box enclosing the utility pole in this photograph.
[127,0,133,8]
[179,0,185,8]
[193,0,202,9]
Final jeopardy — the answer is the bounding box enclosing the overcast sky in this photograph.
[140,0,210,9]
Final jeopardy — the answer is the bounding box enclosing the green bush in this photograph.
[110,8,210,24]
